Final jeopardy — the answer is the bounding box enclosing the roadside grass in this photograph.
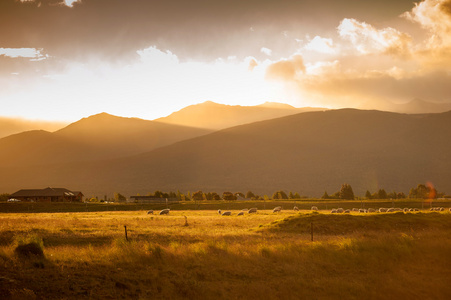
[0,209,450,299]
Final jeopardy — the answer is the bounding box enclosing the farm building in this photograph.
[9,187,83,202]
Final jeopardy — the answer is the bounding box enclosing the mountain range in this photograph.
[1,103,450,198]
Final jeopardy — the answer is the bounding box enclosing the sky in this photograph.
[1,0,451,122]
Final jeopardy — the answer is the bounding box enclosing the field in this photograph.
[0,203,451,299]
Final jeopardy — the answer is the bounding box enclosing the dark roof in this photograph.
[10,187,79,197]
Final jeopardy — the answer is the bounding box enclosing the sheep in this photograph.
[293,206,299,211]
[331,209,337,213]
[440,207,445,211]
[344,209,350,213]
[379,208,387,213]
[311,206,318,211]
[414,208,419,212]
[386,208,395,213]
[221,211,232,216]
[147,210,154,214]
[403,208,409,213]
[273,206,282,213]
[449,208,451,212]
[337,208,344,213]
[159,208,170,215]
[218,209,222,215]
[237,211,244,216]
[248,208,258,214]
[368,208,376,213]
[352,208,359,212]
[359,208,366,213]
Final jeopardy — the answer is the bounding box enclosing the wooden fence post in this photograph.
[124,225,128,241]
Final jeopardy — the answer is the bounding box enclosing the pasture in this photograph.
[0,207,450,299]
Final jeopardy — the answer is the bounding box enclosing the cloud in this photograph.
[338,18,412,57]
[18,0,80,7]
[265,55,305,81]
[260,47,272,56]
[304,36,337,54]
[0,48,47,60]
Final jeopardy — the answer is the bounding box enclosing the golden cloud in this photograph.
[265,55,305,81]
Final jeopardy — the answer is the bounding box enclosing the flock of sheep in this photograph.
[146,206,450,216]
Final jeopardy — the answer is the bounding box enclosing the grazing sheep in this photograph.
[221,211,232,216]
[273,206,282,213]
[237,211,244,216]
[344,209,350,213]
[147,210,154,215]
[359,208,366,213]
[368,208,376,213]
[449,208,451,212]
[218,209,222,215]
[394,208,402,212]
[248,208,258,214]
[352,208,359,212]
[331,209,337,213]
[440,207,445,211]
[293,206,299,211]
[379,208,387,213]
[414,208,419,212]
[311,206,318,211]
[403,208,409,213]
[159,209,170,215]
[386,208,395,213]
[337,208,344,213]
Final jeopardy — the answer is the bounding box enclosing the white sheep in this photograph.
[449,208,451,212]
[248,208,258,214]
[147,210,154,214]
[331,209,337,213]
[159,208,170,215]
[273,206,282,213]
[368,208,376,213]
[221,211,232,216]
[311,206,318,211]
[293,206,299,211]
[352,208,359,212]
[403,208,409,213]
[386,208,395,213]
[344,209,350,213]
[218,209,222,215]
[237,211,244,216]
[359,208,366,213]
[337,208,344,213]
[379,208,387,213]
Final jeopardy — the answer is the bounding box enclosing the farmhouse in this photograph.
[10,187,83,202]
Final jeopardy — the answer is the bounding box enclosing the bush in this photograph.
[14,242,44,259]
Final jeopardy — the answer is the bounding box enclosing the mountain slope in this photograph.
[0,117,67,139]
[0,113,212,166]
[2,109,450,197]
[156,101,326,130]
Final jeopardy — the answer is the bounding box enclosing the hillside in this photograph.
[2,109,450,197]
[156,101,326,130]
[0,117,67,139]
[0,113,212,166]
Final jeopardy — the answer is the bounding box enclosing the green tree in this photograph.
[339,184,354,200]
[293,192,301,199]
[272,190,288,199]
[365,190,372,199]
[377,189,388,199]
[0,193,10,202]
[321,191,330,199]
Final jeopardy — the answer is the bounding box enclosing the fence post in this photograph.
[124,225,128,241]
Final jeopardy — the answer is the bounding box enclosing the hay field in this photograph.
[1,209,451,299]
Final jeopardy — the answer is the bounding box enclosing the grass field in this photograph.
[0,207,450,299]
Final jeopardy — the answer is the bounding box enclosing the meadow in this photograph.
[0,204,450,299]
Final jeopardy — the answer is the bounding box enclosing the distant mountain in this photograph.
[155,101,326,130]
[2,109,450,198]
[0,117,67,139]
[388,99,451,114]
[0,113,212,167]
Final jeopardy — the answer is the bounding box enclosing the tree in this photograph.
[377,189,387,199]
[339,184,354,200]
[272,190,288,199]
[365,190,372,199]
[192,191,204,201]
[321,191,330,199]
[222,192,236,200]
[293,192,301,199]
[114,192,126,202]
[0,193,10,202]
[246,191,255,199]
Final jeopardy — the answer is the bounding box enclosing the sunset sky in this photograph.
[1,0,451,121]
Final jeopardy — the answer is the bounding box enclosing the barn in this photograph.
[9,187,83,202]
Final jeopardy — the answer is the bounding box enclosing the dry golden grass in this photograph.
[0,209,450,299]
